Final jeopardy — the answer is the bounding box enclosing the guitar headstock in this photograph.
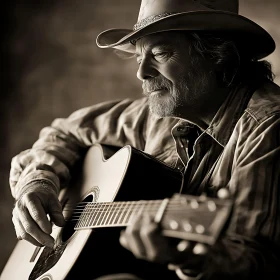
[161,193,233,245]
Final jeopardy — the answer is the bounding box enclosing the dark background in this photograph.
[1,0,279,273]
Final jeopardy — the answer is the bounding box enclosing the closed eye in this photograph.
[153,52,171,61]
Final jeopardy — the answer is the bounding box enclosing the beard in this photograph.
[142,69,213,119]
[142,76,189,118]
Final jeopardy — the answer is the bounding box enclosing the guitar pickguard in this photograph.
[29,244,67,280]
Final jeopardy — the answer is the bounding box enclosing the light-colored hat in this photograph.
[96,0,275,59]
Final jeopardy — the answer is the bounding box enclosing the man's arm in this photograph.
[10,97,152,247]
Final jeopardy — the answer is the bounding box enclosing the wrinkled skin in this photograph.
[12,185,65,247]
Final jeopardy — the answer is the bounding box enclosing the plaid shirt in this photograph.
[10,80,280,278]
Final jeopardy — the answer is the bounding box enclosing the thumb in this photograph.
[48,198,65,227]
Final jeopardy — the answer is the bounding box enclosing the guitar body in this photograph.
[1,144,183,280]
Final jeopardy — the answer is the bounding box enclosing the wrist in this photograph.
[15,179,59,201]
[14,170,60,200]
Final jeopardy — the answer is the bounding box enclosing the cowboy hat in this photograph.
[96,0,275,59]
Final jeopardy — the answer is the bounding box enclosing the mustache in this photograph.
[142,77,172,95]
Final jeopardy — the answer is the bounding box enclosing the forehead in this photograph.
[135,31,187,54]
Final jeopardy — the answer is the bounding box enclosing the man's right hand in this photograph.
[12,184,65,247]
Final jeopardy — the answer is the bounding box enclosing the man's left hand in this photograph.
[119,213,208,267]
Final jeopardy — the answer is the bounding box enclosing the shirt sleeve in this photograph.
[9,97,151,199]
[204,113,280,279]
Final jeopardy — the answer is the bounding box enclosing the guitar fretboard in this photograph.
[74,200,164,229]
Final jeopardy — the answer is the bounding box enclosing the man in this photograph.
[9,0,279,279]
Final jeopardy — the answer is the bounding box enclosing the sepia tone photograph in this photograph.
[1,0,279,279]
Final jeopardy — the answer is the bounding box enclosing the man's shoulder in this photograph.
[246,81,280,123]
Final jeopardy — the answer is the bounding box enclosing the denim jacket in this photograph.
[10,80,280,278]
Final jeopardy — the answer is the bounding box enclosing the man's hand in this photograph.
[119,213,207,268]
[12,184,65,247]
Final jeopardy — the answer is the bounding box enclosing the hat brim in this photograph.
[96,11,275,59]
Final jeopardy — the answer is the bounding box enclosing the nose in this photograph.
[136,57,158,81]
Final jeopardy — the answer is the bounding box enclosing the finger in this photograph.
[18,207,54,247]
[121,214,146,259]
[119,230,129,250]
[12,214,43,247]
[25,196,52,234]
[47,197,65,227]
[139,214,167,262]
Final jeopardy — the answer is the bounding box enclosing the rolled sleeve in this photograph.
[9,98,152,198]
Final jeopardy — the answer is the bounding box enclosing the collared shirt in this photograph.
[9,80,280,277]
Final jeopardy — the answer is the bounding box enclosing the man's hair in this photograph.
[186,31,275,88]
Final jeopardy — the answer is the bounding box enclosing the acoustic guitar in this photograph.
[1,144,232,280]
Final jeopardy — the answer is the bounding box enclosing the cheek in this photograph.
[161,58,191,84]
[160,65,188,85]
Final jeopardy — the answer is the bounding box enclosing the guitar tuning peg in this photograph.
[195,224,205,234]
[169,220,179,230]
[217,188,230,199]
[190,199,199,209]
[183,220,193,232]
[207,200,217,212]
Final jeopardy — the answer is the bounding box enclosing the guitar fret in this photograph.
[111,202,124,225]
[124,202,134,224]
[78,206,88,228]
[118,201,129,225]
[91,203,103,226]
[127,201,146,223]
[87,202,98,227]
[84,204,93,227]
[102,202,114,225]
[107,203,118,225]
[117,201,129,225]
[98,203,110,225]
[96,203,107,225]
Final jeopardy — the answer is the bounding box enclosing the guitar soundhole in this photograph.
[61,194,94,242]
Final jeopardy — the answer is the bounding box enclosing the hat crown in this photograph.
[137,0,239,22]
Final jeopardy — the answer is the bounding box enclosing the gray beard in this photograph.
[145,71,212,118]
[147,90,179,118]
[145,79,188,118]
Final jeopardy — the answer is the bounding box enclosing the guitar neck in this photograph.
[73,194,232,245]
[74,199,165,229]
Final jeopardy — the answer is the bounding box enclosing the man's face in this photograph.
[135,32,216,121]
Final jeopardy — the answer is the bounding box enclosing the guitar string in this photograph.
[67,208,208,223]
[60,201,215,223]
[63,205,208,215]
[63,200,210,210]
[63,199,205,206]
[63,203,213,220]
[63,197,209,207]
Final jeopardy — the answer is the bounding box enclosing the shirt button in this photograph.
[176,126,189,134]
